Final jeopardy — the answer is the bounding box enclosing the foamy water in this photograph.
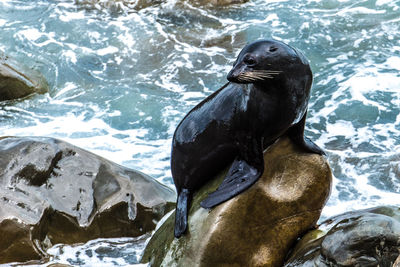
[0,0,399,265]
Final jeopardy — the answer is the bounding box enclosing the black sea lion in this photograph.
[171,39,325,238]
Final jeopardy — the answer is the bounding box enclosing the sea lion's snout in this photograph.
[226,69,236,82]
[227,63,247,83]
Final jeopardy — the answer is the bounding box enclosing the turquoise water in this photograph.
[0,0,399,265]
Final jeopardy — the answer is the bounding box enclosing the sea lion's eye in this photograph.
[269,46,278,52]
[244,56,256,66]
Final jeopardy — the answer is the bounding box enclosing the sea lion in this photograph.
[171,39,325,238]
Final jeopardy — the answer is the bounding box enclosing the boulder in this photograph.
[0,54,49,101]
[284,206,400,267]
[0,136,176,264]
[141,136,332,266]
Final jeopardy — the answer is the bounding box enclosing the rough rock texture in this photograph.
[284,206,400,267]
[0,55,49,101]
[141,136,332,267]
[0,136,176,264]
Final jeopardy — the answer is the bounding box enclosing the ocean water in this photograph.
[0,0,399,265]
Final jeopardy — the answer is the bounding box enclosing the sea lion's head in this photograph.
[227,39,312,86]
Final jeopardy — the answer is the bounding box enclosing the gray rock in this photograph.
[141,137,332,267]
[0,136,176,264]
[0,54,49,101]
[285,206,400,267]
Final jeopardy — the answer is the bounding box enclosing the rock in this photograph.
[141,136,332,267]
[0,54,49,101]
[395,254,400,267]
[284,206,400,267]
[76,0,247,12]
[0,136,176,264]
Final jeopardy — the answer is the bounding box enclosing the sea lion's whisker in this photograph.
[239,74,259,82]
[237,70,281,82]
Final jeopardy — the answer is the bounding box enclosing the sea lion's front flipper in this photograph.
[200,139,264,209]
[200,159,262,208]
[288,111,326,155]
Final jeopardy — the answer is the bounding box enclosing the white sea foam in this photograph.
[337,7,386,16]
[97,46,119,56]
[59,10,86,22]
[63,50,77,64]
[19,28,43,41]
[43,236,150,267]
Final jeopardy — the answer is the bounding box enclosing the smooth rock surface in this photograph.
[141,136,332,267]
[284,206,400,267]
[0,136,176,264]
[0,55,49,101]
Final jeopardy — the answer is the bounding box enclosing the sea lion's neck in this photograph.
[251,82,284,97]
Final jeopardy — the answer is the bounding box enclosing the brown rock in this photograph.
[0,136,176,264]
[0,55,49,101]
[141,136,332,266]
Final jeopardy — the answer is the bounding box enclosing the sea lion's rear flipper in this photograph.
[200,139,264,209]
[288,111,326,155]
[174,188,191,238]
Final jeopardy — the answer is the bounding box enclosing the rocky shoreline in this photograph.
[1,135,398,266]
